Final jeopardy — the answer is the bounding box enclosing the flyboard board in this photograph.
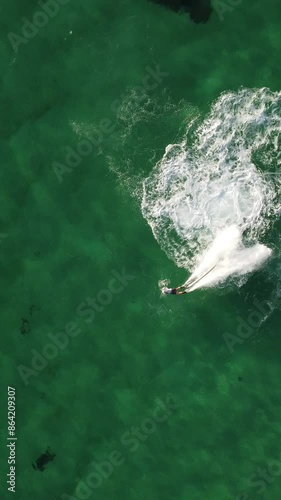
[183,262,218,292]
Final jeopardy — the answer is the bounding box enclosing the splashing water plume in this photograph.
[184,225,272,291]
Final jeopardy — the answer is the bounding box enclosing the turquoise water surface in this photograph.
[1,1,281,499]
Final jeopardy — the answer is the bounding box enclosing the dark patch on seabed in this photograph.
[20,305,35,335]
[32,448,56,472]
[148,0,213,23]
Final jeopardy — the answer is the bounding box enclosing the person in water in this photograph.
[164,286,186,295]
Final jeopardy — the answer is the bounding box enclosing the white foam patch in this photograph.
[142,87,281,286]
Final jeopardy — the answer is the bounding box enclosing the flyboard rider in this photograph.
[164,286,186,295]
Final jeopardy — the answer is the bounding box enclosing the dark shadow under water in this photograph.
[148,0,213,23]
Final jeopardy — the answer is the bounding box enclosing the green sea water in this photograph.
[1,0,281,499]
